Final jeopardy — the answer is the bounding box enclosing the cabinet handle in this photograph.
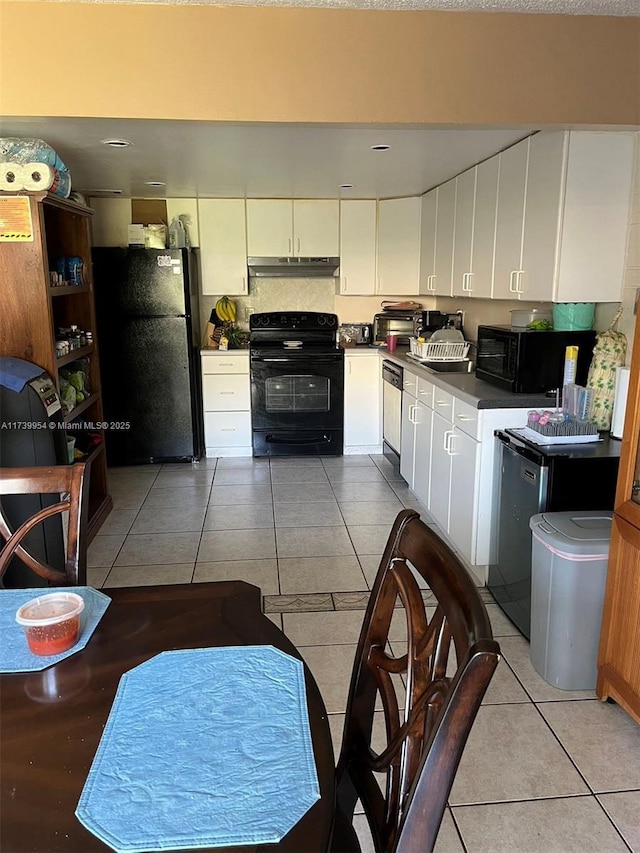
[428,275,436,292]
[220,428,236,432]
[296,237,301,254]
[219,391,236,396]
[242,275,247,294]
[515,270,524,294]
[347,360,352,375]
[435,400,450,407]
[288,237,292,255]
[444,429,454,453]
[409,404,419,425]
[463,272,473,292]
[456,414,473,422]
[342,276,347,294]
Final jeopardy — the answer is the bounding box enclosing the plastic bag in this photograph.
[586,307,627,430]
[0,137,71,198]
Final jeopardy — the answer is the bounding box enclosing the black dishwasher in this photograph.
[488,428,621,639]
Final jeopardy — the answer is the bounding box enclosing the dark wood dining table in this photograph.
[0,581,336,853]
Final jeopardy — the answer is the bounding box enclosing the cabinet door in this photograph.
[294,200,339,256]
[470,156,499,300]
[493,137,529,299]
[520,131,565,302]
[433,179,455,296]
[339,200,377,295]
[400,391,417,487]
[198,199,248,296]
[344,354,381,448]
[246,199,293,256]
[413,399,433,509]
[452,170,475,298]
[429,411,452,531]
[377,197,422,295]
[448,427,480,565]
[419,189,437,295]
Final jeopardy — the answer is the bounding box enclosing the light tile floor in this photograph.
[89,454,640,853]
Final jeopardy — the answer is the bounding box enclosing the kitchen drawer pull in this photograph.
[456,414,474,421]
[220,428,236,432]
[435,400,450,407]
[219,391,236,396]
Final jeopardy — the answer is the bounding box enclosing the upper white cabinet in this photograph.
[419,189,437,294]
[338,200,377,295]
[377,197,422,295]
[493,137,529,300]
[198,199,248,296]
[452,159,499,299]
[246,199,339,257]
[493,131,635,302]
[432,179,456,297]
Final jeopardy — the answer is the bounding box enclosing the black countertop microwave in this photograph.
[475,325,597,394]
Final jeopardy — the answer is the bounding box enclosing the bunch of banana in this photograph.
[215,296,237,324]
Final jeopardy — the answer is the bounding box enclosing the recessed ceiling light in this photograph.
[339,184,354,189]
[102,138,133,148]
[145,181,166,187]
[370,144,390,151]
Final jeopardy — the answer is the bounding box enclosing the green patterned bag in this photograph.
[586,308,627,430]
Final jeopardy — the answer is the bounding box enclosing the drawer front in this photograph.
[204,411,252,447]
[416,376,434,408]
[453,396,481,439]
[432,386,454,422]
[201,353,249,375]
[402,370,418,398]
[203,374,250,411]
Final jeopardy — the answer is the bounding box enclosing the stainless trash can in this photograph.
[529,511,612,690]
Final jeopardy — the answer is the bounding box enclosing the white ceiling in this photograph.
[1,117,535,200]
[2,0,638,200]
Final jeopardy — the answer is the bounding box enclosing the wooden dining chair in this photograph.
[0,463,89,587]
[332,509,500,853]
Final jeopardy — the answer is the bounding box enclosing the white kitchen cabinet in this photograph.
[448,425,480,565]
[493,131,634,302]
[377,197,422,295]
[201,352,252,457]
[452,159,499,300]
[412,377,434,509]
[344,352,382,453]
[400,371,419,487]
[198,199,248,296]
[246,199,339,258]
[427,385,454,530]
[419,189,437,295]
[493,137,529,300]
[433,179,456,297]
[338,200,377,295]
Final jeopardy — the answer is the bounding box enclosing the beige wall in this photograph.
[1,3,639,127]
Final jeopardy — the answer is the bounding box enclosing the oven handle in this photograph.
[265,434,332,445]
[251,356,343,364]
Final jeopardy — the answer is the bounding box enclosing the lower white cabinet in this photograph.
[201,351,252,457]
[398,371,533,576]
[344,352,382,453]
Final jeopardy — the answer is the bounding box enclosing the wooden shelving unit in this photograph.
[0,191,112,542]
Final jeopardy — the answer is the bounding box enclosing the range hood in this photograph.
[247,256,340,278]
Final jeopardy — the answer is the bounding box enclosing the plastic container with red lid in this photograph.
[15,592,85,656]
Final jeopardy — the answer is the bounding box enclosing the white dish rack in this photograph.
[409,337,470,362]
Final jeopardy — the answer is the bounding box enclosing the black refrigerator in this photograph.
[92,248,204,466]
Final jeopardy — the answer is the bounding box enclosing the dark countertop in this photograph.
[500,427,622,459]
[381,347,561,410]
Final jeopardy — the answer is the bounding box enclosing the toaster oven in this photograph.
[372,312,415,345]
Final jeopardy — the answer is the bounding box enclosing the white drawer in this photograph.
[201,352,249,375]
[432,386,454,422]
[416,376,434,408]
[402,369,418,398]
[453,396,481,439]
[204,411,252,447]
[203,374,250,411]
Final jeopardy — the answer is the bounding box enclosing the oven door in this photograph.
[250,348,344,456]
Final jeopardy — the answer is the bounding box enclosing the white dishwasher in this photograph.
[382,359,402,464]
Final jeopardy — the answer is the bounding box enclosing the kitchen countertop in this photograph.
[201,347,249,355]
[381,347,559,410]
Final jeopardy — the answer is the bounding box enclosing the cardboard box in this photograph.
[131,199,168,248]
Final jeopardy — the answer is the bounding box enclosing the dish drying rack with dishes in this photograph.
[408,330,470,363]
[522,384,600,444]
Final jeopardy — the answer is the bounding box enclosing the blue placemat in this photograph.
[76,646,320,853]
[0,587,111,673]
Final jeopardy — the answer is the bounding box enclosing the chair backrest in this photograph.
[335,509,500,853]
[0,463,89,587]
